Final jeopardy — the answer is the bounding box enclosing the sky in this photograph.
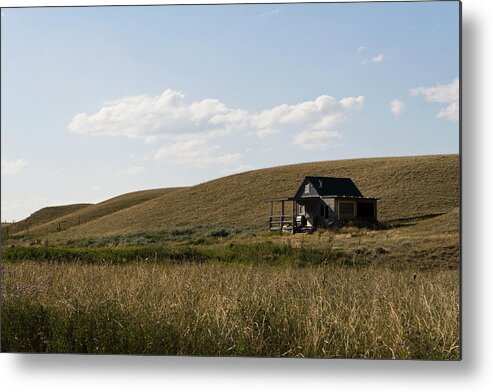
[0,1,460,222]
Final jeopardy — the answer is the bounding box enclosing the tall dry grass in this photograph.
[2,261,459,359]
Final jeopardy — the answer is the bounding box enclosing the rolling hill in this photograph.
[22,154,459,241]
[9,188,184,237]
[7,203,92,235]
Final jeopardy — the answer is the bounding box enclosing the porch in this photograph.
[267,197,313,233]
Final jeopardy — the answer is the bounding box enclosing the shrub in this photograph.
[208,229,230,238]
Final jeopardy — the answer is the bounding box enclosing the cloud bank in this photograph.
[411,78,459,122]
[68,89,364,168]
[68,89,363,142]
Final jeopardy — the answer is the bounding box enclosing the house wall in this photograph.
[322,198,336,217]
[297,198,338,227]
[298,199,320,226]
[320,198,337,223]
[355,200,377,221]
[335,199,378,221]
[336,200,357,220]
[294,195,377,229]
[296,179,319,199]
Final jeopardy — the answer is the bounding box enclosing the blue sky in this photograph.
[1,2,460,221]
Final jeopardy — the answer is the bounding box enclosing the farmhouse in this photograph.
[268,176,378,233]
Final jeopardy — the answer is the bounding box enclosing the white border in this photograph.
[2,0,492,391]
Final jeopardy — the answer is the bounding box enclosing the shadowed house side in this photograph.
[268,176,378,233]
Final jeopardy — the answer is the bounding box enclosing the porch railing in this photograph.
[268,215,296,232]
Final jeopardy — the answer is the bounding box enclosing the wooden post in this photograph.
[291,199,296,234]
[269,201,273,230]
[281,200,285,231]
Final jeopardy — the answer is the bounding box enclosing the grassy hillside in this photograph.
[11,188,184,237]
[7,204,92,235]
[40,154,459,241]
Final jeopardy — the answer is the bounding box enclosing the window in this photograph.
[299,205,306,215]
[339,202,355,216]
[304,183,311,194]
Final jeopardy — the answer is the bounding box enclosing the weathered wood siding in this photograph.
[321,197,337,220]
[295,179,319,199]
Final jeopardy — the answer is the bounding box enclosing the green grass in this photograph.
[1,239,360,268]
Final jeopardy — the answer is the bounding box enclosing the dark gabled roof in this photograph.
[301,176,364,198]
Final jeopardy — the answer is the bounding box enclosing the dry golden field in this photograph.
[2,261,459,358]
[1,154,460,358]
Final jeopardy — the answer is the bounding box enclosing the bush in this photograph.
[374,246,388,255]
[208,229,230,238]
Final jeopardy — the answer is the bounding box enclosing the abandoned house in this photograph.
[268,176,378,233]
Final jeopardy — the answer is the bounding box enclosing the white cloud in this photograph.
[67,89,244,140]
[292,130,342,151]
[259,8,279,18]
[390,99,405,118]
[222,164,256,175]
[356,46,366,52]
[248,95,364,139]
[116,166,144,176]
[437,102,459,121]
[1,159,28,176]
[372,54,385,63]
[154,139,242,168]
[410,77,459,121]
[68,90,365,147]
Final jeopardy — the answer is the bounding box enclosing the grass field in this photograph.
[2,261,459,358]
[1,154,460,358]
